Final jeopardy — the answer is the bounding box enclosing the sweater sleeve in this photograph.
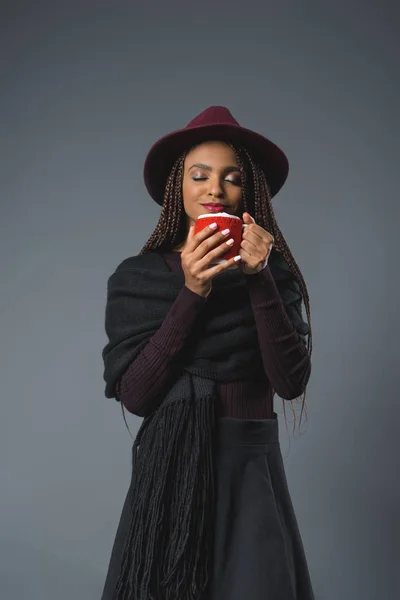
[116,285,207,417]
[245,265,311,400]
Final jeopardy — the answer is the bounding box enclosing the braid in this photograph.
[139,142,313,431]
[139,152,187,254]
[231,144,312,430]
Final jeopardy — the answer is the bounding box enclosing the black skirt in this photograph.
[101,415,315,600]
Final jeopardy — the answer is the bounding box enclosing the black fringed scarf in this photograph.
[101,250,309,599]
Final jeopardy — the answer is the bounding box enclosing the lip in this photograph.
[201,203,226,212]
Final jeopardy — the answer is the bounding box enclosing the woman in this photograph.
[101,106,314,600]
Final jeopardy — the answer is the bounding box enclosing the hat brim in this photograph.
[143,123,289,205]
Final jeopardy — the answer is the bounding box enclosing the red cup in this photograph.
[194,212,248,264]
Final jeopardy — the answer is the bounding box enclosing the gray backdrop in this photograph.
[1,1,398,598]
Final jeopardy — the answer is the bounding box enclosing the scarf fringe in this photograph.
[115,393,216,600]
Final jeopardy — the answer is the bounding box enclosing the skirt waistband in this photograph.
[216,414,279,446]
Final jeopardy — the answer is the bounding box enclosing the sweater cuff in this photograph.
[168,285,208,318]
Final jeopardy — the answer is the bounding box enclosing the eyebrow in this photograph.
[188,163,240,173]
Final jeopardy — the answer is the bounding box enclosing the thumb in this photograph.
[188,223,195,237]
[243,212,255,224]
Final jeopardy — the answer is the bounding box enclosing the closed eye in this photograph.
[192,177,241,185]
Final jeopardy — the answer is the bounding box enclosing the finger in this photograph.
[205,254,242,276]
[194,228,232,260]
[240,244,266,269]
[240,245,264,266]
[242,212,255,223]
[239,245,252,261]
[186,222,218,251]
[240,238,257,255]
[244,227,266,243]
[187,224,195,240]
[201,235,235,265]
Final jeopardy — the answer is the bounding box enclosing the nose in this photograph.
[207,177,224,199]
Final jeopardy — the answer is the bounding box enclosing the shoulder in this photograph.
[114,251,162,273]
[105,252,166,290]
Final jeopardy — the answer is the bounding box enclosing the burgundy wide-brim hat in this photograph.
[143,106,289,206]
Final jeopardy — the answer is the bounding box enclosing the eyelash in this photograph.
[192,177,241,186]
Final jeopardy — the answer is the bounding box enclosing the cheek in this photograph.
[182,179,201,202]
[233,187,243,204]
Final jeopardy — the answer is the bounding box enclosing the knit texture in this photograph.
[116,250,311,419]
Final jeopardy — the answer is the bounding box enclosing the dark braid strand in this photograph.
[140,152,187,254]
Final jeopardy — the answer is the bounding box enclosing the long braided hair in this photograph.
[139,141,312,430]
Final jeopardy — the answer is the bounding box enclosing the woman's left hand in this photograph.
[239,212,275,275]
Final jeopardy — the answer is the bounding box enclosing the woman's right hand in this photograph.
[181,222,242,298]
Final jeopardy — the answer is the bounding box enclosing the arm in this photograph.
[245,265,311,400]
[116,285,207,417]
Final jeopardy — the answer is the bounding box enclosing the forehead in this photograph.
[184,140,238,166]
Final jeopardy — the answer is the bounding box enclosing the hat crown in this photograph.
[144,105,289,205]
[185,106,240,129]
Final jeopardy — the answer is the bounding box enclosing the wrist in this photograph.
[244,256,270,276]
[184,283,210,299]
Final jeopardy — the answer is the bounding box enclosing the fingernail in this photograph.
[222,228,230,235]
[226,238,234,246]
[234,255,242,262]
[209,223,218,229]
